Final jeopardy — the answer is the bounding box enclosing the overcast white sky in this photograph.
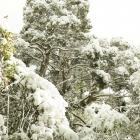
[0,0,26,32]
[0,0,140,45]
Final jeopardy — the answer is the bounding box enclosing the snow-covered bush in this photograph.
[6,57,78,140]
[0,26,78,140]
[78,126,96,140]
[77,103,130,140]
[84,103,129,131]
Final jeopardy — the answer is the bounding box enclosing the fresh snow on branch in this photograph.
[7,56,79,140]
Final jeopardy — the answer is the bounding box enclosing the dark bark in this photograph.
[39,53,50,77]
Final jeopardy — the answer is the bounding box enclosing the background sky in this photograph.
[0,0,140,45]
[0,0,26,32]
[89,0,140,45]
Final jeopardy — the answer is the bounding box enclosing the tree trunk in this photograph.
[39,53,50,77]
[62,67,66,95]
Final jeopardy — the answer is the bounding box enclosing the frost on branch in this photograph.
[77,103,130,140]
[110,37,130,50]
[7,57,78,140]
[130,70,140,97]
[0,114,7,139]
[84,103,129,131]
[99,87,114,95]
[82,38,103,58]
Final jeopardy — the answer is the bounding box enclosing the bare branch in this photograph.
[26,53,42,62]
[28,44,45,57]
[71,112,87,125]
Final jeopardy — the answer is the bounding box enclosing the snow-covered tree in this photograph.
[0,26,79,140]
[74,37,140,140]
[19,0,91,93]
[17,0,92,95]
[78,37,140,107]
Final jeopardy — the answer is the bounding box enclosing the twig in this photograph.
[7,93,10,136]
[26,53,42,62]
[71,112,87,125]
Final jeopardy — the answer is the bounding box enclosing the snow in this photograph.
[82,91,90,98]
[77,102,130,140]
[50,14,80,26]
[24,28,46,41]
[79,127,96,140]
[0,115,4,127]
[123,96,131,104]
[125,136,133,140]
[115,66,129,76]
[110,37,130,50]
[103,46,119,56]
[118,89,131,104]
[82,43,95,57]
[0,38,7,45]
[59,125,79,140]
[24,0,81,29]
[0,114,7,138]
[82,39,103,57]
[96,70,111,83]
[84,103,129,130]
[15,37,29,48]
[7,56,78,140]
[130,70,140,96]
[100,87,114,95]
